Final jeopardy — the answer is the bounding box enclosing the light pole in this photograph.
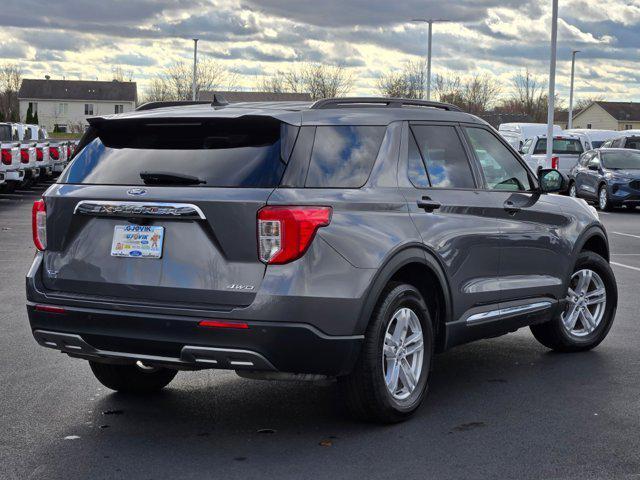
[192,38,199,101]
[412,19,450,101]
[568,50,580,129]
[546,0,559,164]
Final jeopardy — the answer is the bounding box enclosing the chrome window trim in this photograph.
[466,301,552,325]
[73,200,206,220]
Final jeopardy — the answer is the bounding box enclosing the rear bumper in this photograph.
[27,304,362,375]
[53,162,66,173]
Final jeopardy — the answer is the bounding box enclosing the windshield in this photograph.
[59,118,292,188]
[602,151,640,170]
[533,138,584,155]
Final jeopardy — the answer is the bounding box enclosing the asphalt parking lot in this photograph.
[1,184,640,480]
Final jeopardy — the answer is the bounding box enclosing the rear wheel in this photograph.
[89,361,177,394]
[530,251,617,352]
[339,283,434,423]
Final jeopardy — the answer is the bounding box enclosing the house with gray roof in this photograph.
[572,101,640,131]
[18,78,137,133]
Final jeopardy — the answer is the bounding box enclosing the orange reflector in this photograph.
[35,305,66,314]
[198,320,249,329]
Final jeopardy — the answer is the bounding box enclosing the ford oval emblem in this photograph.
[127,188,147,196]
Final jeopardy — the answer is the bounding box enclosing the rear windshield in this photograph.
[0,125,10,141]
[59,118,295,188]
[602,151,640,169]
[533,138,584,155]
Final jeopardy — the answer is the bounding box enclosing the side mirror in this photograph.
[538,168,566,193]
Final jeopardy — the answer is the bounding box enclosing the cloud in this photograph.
[110,53,158,66]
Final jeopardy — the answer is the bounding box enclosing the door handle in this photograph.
[504,200,521,214]
[417,197,441,212]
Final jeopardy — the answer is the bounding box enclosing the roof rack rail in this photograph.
[310,97,462,112]
[135,101,211,111]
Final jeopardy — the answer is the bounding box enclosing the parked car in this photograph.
[46,138,69,175]
[24,124,52,178]
[498,123,562,152]
[27,98,617,423]
[521,134,587,180]
[11,123,38,187]
[601,132,640,150]
[569,148,640,210]
[564,129,618,150]
[0,122,24,193]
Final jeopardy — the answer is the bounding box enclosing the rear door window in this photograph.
[60,118,291,188]
[305,126,385,188]
[0,125,10,141]
[410,125,476,189]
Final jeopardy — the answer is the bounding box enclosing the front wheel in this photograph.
[598,185,612,211]
[89,361,177,394]
[339,283,434,423]
[530,251,617,352]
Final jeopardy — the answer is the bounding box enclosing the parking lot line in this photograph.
[611,262,640,273]
[612,232,640,240]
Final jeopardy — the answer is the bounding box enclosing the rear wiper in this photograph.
[139,171,206,185]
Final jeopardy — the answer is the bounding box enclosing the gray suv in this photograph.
[26,98,618,423]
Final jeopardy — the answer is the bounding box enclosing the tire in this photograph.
[339,283,434,423]
[530,251,617,352]
[89,361,177,394]
[598,184,612,211]
[4,181,16,193]
[568,182,577,198]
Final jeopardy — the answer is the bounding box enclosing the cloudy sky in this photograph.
[1,0,639,102]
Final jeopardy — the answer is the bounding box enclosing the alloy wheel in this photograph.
[561,269,607,337]
[382,308,424,400]
[599,187,608,210]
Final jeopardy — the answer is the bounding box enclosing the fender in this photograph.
[354,244,453,336]
[573,224,609,262]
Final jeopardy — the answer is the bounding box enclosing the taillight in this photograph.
[257,206,332,264]
[20,148,29,164]
[35,305,66,314]
[1,148,11,165]
[36,147,43,161]
[32,200,47,251]
[50,146,59,160]
[551,156,559,170]
[198,320,249,329]
[67,145,71,157]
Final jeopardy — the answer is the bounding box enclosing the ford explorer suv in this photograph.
[601,133,640,150]
[26,98,618,423]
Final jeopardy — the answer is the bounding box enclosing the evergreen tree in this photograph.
[25,103,33,124]
[33,111,39,125]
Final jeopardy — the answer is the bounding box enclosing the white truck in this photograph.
[12,123,39,187]
[563,129,618,150]
[0,123,24,192]
[25,124,52,178]
[521,134,587,180]
[498,123,563,152]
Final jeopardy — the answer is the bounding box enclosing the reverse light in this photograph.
[198,320,249,329]
[551,156,559,170]
[50,146,59,160]
[20,148,29,164]
[32,199,47,251]
[1,148,11,165]
[257,206,332,264]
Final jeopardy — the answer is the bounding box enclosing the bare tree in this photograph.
[433,73,464,105]
[142,58,233,103]
[377,60,427,99]
[495,69,552,122]
[112,66,133,82]
[300,64,352,99]
[0,63,22,122]
[575,95,605,111]
[462,74,501,114]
